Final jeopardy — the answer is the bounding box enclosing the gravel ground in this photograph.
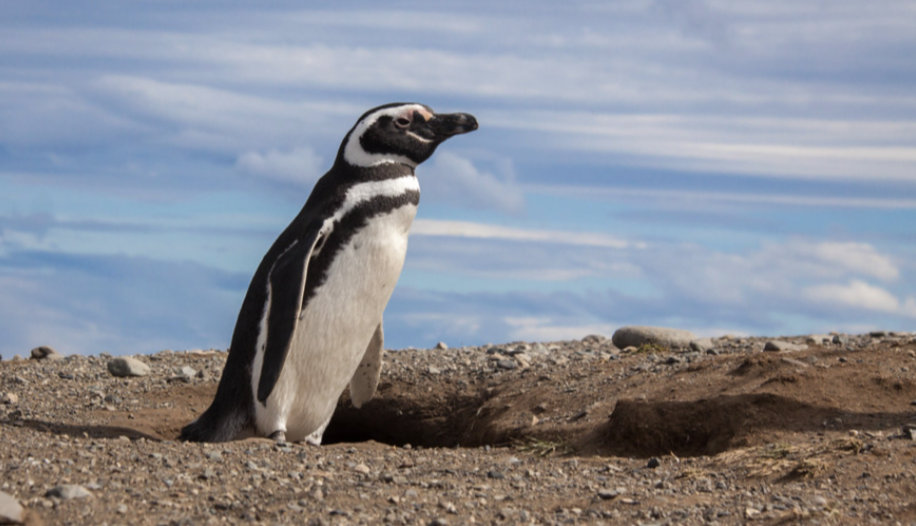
[3,331,916,525]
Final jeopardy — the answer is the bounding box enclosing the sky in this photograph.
[1,1,916,356]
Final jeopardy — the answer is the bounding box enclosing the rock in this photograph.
[647,457,661,469]
[46,484,92,500]
[689,338,714,353]
[529,343,549,356]
[597,488,622,500]
[30,346,63,361]
[903,425,916,441]
[168,365,197,382]
[763,341,807,352]
[487,470,505,479]
[435,342,448,350]
[0,490,24,524]
[612,326,697,350]
[2,392,18,405]
[805,334,831,345]
[496,359,517,370]
[107,357,151,377]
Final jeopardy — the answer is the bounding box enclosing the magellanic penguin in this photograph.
[180,103,478,444]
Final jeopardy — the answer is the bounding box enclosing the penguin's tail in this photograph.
[179,402,249,443]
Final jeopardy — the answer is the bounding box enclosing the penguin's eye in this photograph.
[394,117,411,129]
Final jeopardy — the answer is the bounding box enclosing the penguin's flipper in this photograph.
[257,220,327,403]
[349,320,384,408]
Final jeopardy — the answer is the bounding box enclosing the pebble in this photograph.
[689,338,714,353]
[612,326,697,350]
[46,484,93,500]
[168,366,197,382]
[529,343,549,356]
[2,392,18,405]
[487,470,505,479]
[0,490,24,524]
[30,346,64,361]
[763,341,808,352]
[647,457,661,469]
[805,334,831,345]
[107,357,151,377]
[496,360,517,370]
[597,488,623,500]
[435,342,448,350]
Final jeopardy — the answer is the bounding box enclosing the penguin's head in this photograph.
[339,103,478,169]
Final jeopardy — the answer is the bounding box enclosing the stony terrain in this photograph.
[3,330,916,525]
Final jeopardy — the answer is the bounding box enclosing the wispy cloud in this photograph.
[412,219,640,249]
[421,152,525,214]
[236,147,325,186]
[531,185,916,210]
[802,279,908,315]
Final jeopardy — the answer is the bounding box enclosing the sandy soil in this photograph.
[3,332,916,525]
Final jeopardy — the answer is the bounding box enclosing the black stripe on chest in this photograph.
[302,189,420,308]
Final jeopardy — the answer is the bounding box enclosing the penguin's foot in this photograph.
[268,430,286,442]
[304,430,324,446]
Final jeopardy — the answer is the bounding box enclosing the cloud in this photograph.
[504,317,618,342]
[804,242,898,281]
[802,280,901,314]
[531,184,916,210]
[400,231,915,337]
[236,147,325,186]
[412,219,637,249]
[0,251,245,355]
[494,111,916,182]
[421,153,525,214]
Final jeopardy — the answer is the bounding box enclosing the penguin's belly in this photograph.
[257,202,417,441]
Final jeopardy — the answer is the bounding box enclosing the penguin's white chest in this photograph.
[254,201,417,441]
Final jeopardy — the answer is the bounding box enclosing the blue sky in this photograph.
[2,1,916,355]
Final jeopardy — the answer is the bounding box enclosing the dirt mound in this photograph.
[590,394,839,457]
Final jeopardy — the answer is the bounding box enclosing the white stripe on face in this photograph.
[343,104,431,168]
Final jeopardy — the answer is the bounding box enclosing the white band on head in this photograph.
[343,104,431,168]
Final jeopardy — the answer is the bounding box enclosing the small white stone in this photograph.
[0,490,24,524]
[47,484,93,500]
[107,357,151,377]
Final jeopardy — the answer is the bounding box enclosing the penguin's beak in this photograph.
[427,112,478,140]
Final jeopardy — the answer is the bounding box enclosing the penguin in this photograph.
[180,103,478,443]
